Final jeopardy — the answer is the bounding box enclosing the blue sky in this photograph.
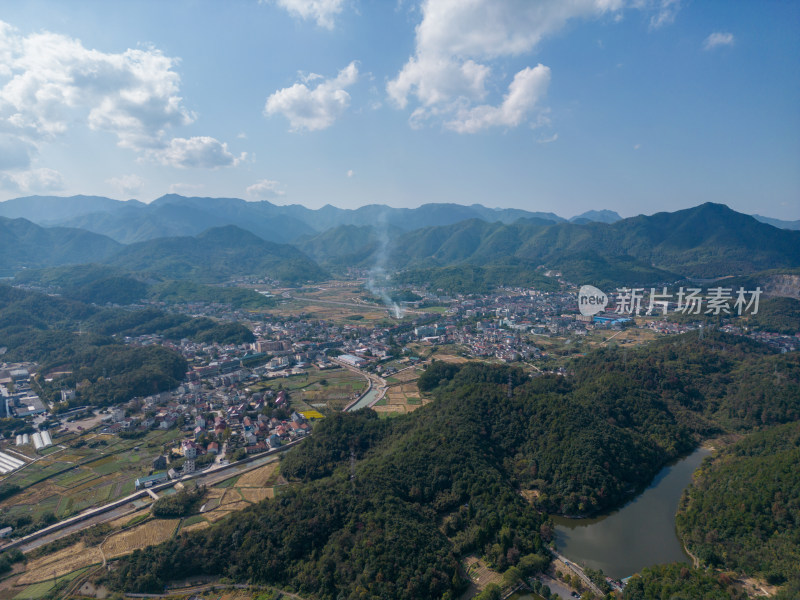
[0,0,797,219]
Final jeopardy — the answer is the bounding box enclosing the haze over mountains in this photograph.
[1,195,798,290]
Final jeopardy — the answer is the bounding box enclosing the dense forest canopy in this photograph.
[677,422,800,588]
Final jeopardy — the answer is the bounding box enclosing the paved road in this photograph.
[552,551,604,597]
[539,574,577,600]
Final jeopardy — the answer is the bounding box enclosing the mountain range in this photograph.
[0,194,617,244]
[301,203,800,285]
[0,197,798,290]
[0,217,326,283]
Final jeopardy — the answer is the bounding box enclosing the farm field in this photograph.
[0,427,185,526]
[257,282,409,325]
[16,542,101,585]
[200,459,284,524]
[373,367,430,415]
[11,567,89,600]
[101,518,179,559]
[246,366,367,412]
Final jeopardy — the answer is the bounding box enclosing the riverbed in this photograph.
[552,447,711,580]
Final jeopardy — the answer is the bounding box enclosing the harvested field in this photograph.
[14,567,89,600]
[181,520,209,533]
[235,462,278,488]
[101,519,179,559]
[17,542,102,584]
[218,489,243,506]
[203,509,232,523]
[240,488,274,503]
[108,508,150,529]
[219,500,250,513]
[373,402,412,414]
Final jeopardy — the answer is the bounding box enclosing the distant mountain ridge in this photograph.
[1,196,797,290]
[753,214,800,231]
[301,203,800,287]
[0,217,327,284]
[570,209,622,224]
[0,194,588,244]
[0,216,122,276]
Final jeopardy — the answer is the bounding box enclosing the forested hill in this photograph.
[290,202,800,290]
[13,264,276,309]
[105,225,329,283]
[104,332,799,598]
[677,422,800,593]
[384,203,800,285]
[0,194,567,243]
[0,216,121,276]
[0,218,328,285]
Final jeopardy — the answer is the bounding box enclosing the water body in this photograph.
[552,447,711,580]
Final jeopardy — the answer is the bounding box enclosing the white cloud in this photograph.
[0,20,240,171]
[0,167,65,192]
[346,169,354,177]
[148,136,246,169]
[537,133,559,144]
[387,0,622,132]
[703,32,734,50]
[246,178,286,199]
[648,0,681,29]
[445,65,551,133]
[265,61,358,131]
[269,0,345,29]
[106,174,144,195]
[168,182,204,195]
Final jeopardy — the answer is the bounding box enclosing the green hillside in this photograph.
[383,204,800,290]
[106,225,328,283]
[677,422,800,587]
[0,216,121,276]
[14,264,276,309]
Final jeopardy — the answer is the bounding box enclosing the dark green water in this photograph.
[552,447,711,580]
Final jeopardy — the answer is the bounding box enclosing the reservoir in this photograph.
[552,447,711,580]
